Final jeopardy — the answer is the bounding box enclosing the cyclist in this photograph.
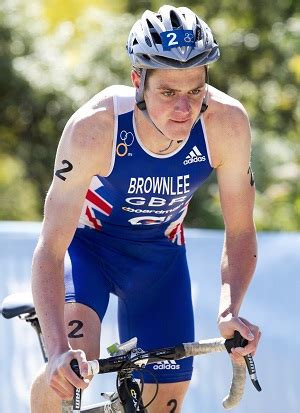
[31,5,261,413]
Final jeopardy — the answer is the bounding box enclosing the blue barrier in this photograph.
[0,222,299,412]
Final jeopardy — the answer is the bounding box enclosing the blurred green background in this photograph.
[1,0,299,230]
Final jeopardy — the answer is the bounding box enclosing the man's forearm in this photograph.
[31,244,70,357]
[218,228,257,320]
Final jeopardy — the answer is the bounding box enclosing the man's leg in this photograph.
[30,303,101,413]
[143,382,190,413]
[117,249,194,413]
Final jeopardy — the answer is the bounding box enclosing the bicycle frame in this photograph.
[62,391,129,413]
[62,398,123,413]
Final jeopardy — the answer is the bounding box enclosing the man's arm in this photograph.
[214,102,260,358]
[31,96,114,395]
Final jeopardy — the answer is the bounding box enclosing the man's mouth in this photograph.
[170,118,190,123]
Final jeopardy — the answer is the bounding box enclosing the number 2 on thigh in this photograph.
[68,320,84,338]
[167,399,178,412]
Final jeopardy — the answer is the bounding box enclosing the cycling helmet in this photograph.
[126,5,220,141]
[127,5,220,69]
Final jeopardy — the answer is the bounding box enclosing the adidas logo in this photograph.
[153,360,180,370]
[183,146,206,165]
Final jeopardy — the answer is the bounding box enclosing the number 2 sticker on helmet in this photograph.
[161,30,195,51]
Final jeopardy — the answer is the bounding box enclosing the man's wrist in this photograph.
[217,307,238,323]
[46,340,71,358]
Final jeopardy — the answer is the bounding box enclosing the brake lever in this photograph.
[70,359,83,411]
[225,330,262,392]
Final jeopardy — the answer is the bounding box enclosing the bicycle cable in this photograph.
[134,368,160,411]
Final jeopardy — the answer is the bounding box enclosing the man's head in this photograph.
[126,5,220,140]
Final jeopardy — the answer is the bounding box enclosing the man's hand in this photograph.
[46,349,90,400]
[218,314,261,363]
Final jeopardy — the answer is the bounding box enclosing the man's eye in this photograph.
[162,91,175,96]
[190,89,201,95]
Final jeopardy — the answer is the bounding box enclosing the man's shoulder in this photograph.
[68,85,135,129]
[205,86,250,140]
[204,86,251,167]
[207,86,247,117]
[205,86,249,128]
[104,84,135,99]
[60,88,116,154]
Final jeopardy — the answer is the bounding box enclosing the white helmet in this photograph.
[127,5,220,69]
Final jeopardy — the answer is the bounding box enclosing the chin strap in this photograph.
[136,68,168,138]
[192,66,209,128]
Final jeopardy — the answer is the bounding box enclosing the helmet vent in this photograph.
[170,10,182,29]
[146,19,162,44]
[195,25,202,42]
[145,35,152,47]
[146,19,154,29]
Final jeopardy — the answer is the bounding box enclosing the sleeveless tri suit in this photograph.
[64,86,214,383]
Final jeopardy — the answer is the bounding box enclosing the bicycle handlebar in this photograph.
[71,333,261,410]
[181,338,247,409]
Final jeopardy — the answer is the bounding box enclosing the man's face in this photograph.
[141,67,207,141]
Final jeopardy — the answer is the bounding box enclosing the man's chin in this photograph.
[167,120,193,139]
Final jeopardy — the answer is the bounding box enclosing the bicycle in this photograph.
[1,292,261,412]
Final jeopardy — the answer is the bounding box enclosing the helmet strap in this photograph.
[191,66,209,130]
[200,66,209,113]
[136,68,147,110]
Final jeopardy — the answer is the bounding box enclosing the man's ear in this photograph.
[131,69,141,89]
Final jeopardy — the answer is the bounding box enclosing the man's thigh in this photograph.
[118,249,195,384]
[64,302,101,360]
[64,231,111,322]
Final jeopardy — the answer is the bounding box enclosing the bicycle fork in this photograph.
[117,374,147,413]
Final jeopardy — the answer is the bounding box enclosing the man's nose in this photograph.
[174,96,191,114]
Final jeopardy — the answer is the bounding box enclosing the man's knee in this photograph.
[30,366,61,413]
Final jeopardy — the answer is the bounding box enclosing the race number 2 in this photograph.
[68,320,84,339]
[55,159,73,181]
[166,32,179,47]
[161,30,195,51]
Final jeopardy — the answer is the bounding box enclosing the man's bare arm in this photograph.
[214,101,260,356]
[31,97,114,358]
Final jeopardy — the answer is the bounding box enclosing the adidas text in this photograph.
[183,146,206,165]
[153,361,180,370]
[183,155,206,165]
